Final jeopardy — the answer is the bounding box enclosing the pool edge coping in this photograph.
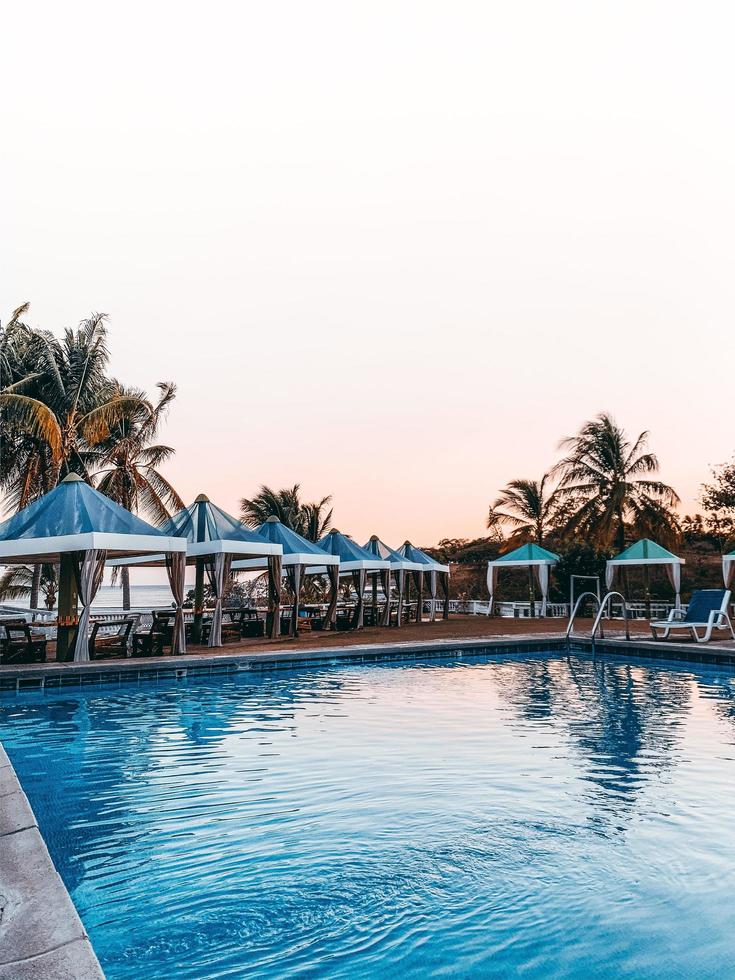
[2,631,735,691]
[0,743,105,979]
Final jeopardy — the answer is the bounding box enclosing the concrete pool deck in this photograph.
[0,744,104,979]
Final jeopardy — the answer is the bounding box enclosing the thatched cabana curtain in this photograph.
[724,557,735,591]
[206,552,232,647]
[267,554,282,638]
[165,551,187,654]
[72,549,107,662]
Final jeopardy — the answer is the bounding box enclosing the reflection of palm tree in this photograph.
[497,656,691,819]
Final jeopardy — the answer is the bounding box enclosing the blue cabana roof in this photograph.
[491,542,560,566]
[318,530,390,572]
[363,536,423,571]
[0,474,187,564]
[159,495,279,557]
[398,541,450,574]
[231,517,338,571]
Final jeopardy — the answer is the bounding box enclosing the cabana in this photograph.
[724,551,735,590]
[231,517,339,636]
[317,530,390,628]
[362,536,423,627]
[398,541,451,622]
[110,495,283,645]
[0,474,187,662]
[606,538,684,611]
[486,542,560,617]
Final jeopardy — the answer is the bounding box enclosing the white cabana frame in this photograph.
[723,553,735,591]
[108,495,283,646]
[486,543,560,617]
[0,475,188,662]
[605,539,685,610]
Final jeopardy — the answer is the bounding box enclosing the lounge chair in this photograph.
[650,590,734,643]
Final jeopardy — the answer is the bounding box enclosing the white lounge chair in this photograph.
[650,589,734,643]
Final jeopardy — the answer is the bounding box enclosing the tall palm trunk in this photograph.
[30,564,41,611]
[121,566,131,611]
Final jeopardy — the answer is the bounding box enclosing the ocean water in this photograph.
[2,652,735,979]
[11,584,176,612]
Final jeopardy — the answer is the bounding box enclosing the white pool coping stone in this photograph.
[0,743,105,979]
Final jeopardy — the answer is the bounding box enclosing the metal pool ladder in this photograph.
[566,590,630,654]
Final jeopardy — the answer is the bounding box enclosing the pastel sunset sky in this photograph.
[4,1,732,546]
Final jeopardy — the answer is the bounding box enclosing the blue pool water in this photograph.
[3,652,735,979]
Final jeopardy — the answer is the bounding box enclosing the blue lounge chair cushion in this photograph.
[683,590,727,624]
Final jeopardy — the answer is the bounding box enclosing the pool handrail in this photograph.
[591,591,631,642]
[565,591,602,640]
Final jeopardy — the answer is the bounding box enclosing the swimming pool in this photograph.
[2,652,735,979]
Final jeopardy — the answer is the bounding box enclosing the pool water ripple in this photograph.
[3,653,735,978]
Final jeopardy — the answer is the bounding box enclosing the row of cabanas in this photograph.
[487,538,735,613]
[0,475,450,663]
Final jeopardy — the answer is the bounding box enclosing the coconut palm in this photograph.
[0,312,146,486]
[553,413,680,551]
[0,564,57,610]
[489,474,556,545]
[241,484,333,542]
[93,382,185,608]
[300,497,334,541]
[1,308,154,606]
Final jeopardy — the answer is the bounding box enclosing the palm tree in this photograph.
[300,497,334,541]
[93,382,185,608]
[1,308,150,606]
[489,474,556,545]
[0,564,57,610]
[0,312,147,486]
[553,413,680,551]
[241,484,333,542]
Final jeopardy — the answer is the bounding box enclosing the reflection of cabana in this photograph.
[231,517,339,636]
[486,542,560,617]
[398,541,451,622]
[0,474,187,662]
[317,530,390,628]
[723,552,735,590]
[110,495,282,645]
[606,538,684,611]
[362,536,422,627]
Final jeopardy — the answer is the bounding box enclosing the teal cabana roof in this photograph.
[317,530,390,572]
[491,542,560,566]
[231,516,338,571]
[607,538,683,566]
[0,474,187,564]
[398,541,450,574]
[363,536,423,571]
